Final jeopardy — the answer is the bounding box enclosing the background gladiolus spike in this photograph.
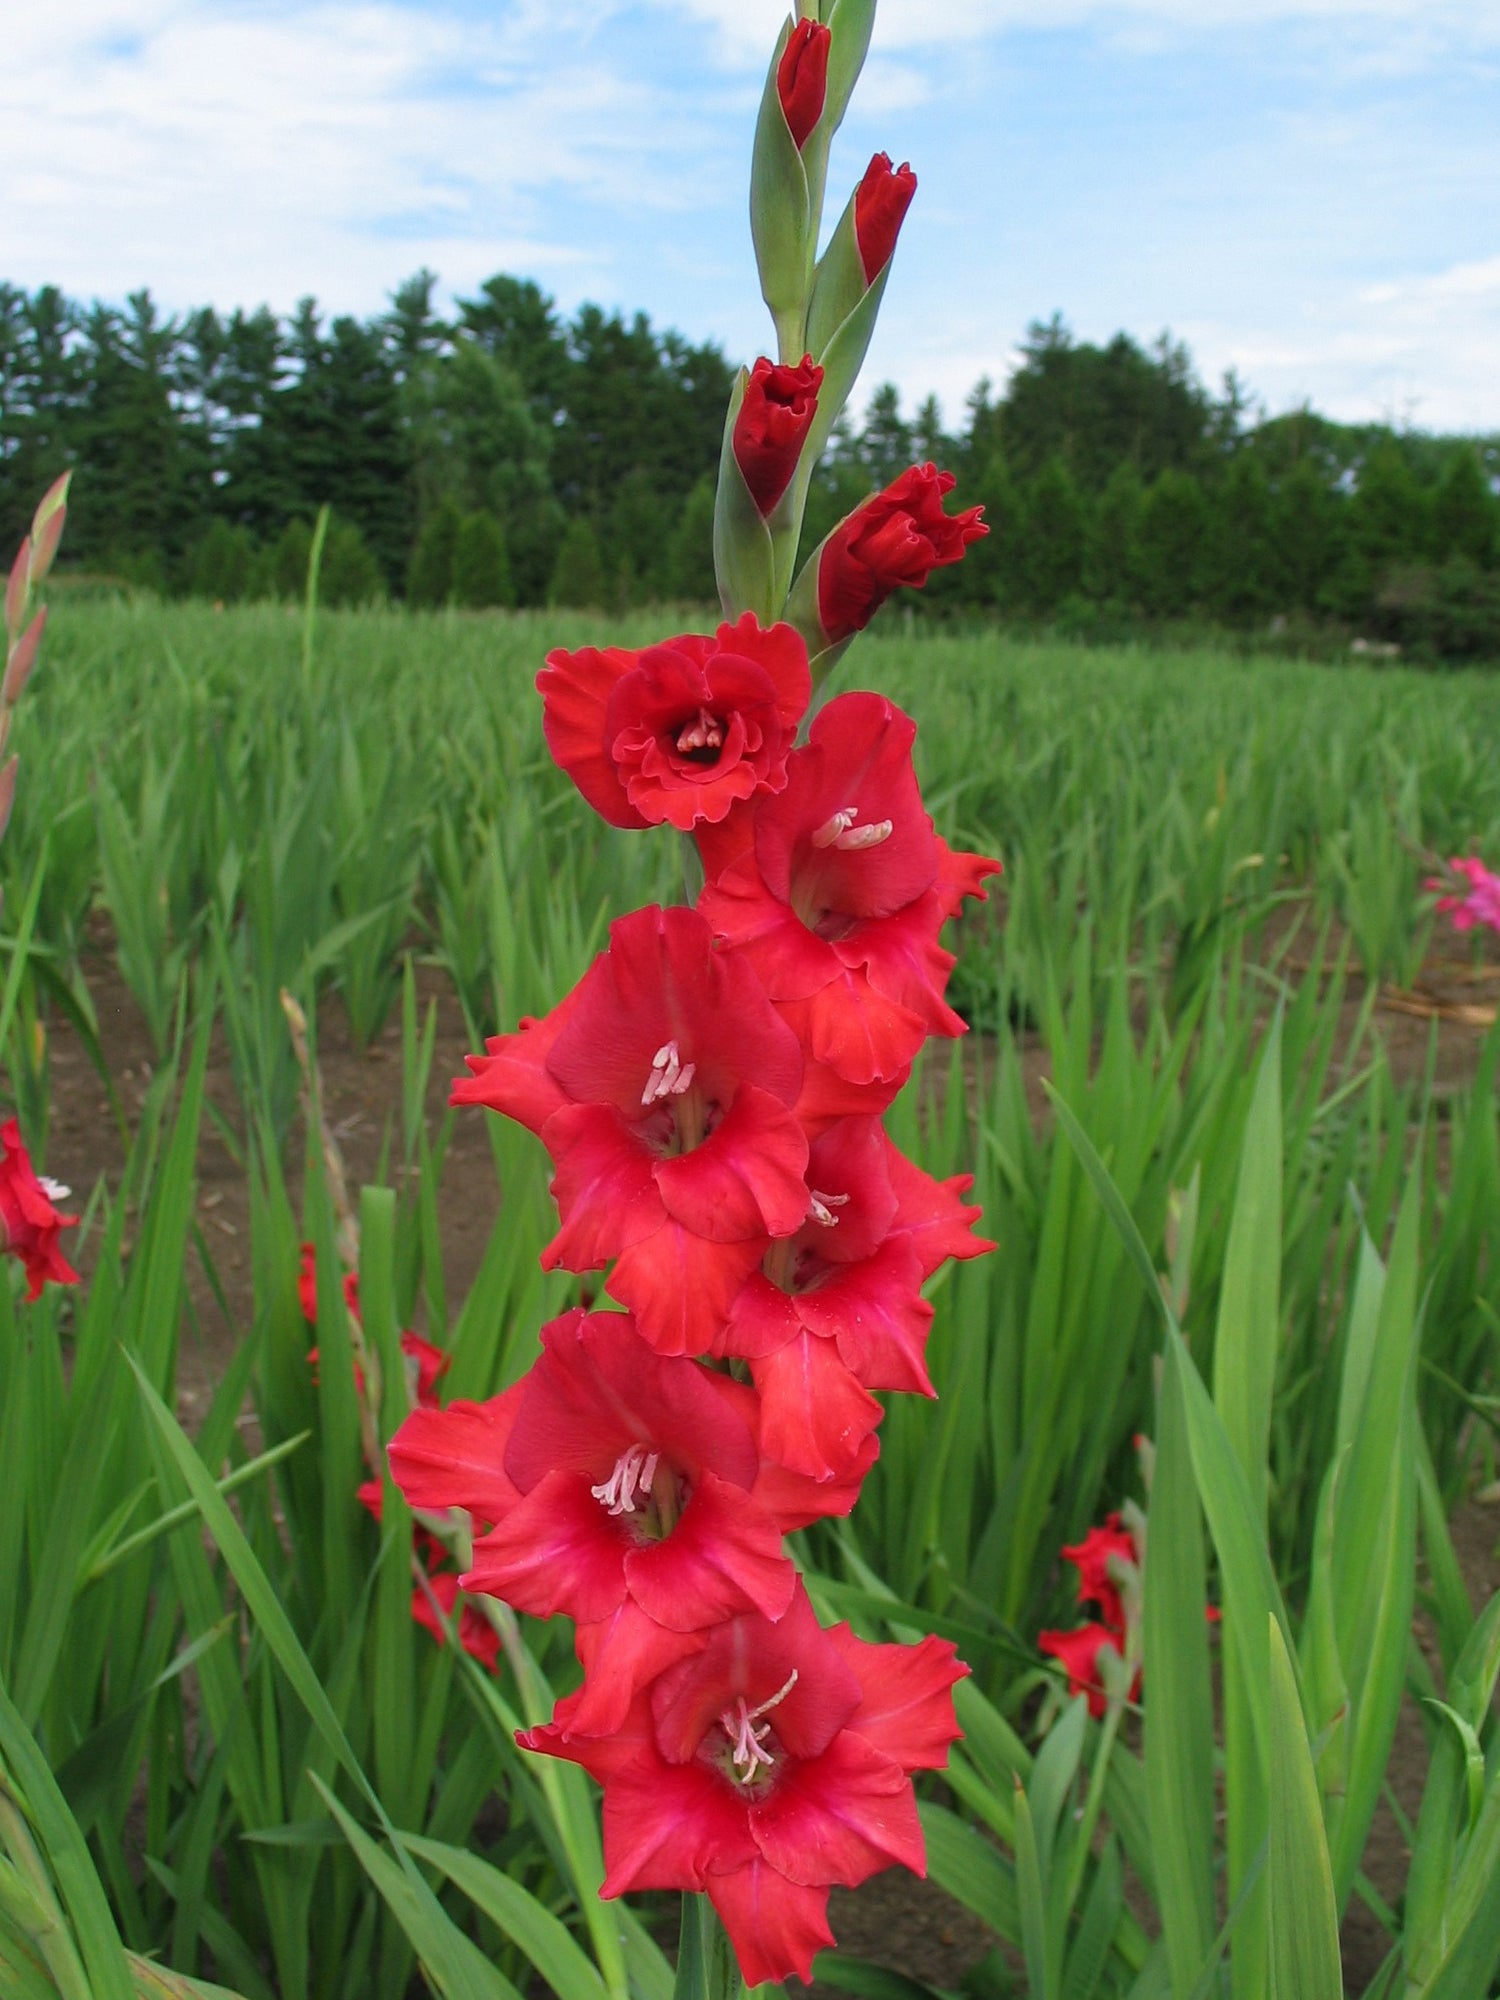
[4,608,47,707]
[0,756,17,844]
[5,540,29,640]
[30,502,68,588]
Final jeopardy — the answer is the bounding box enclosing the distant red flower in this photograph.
[1061,1513,1138,1635]
[698,693,999,1089]
[411,1571,502,1672]
[1037,1623,1134,1721]
[537,616,811,832]
[818,465,987,643]
[521,1584,966,1987]
[0,1118,78,1301]
[734,356,823,517]
[854,153,917,284]
[1428,855,1500,936]
[299,1242,450,1407]
[453,906,811,1355]
[777,20,831,149]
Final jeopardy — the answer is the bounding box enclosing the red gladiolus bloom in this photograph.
[390,1311,869,1728]
[522,1585,966,1986]
[453,906,812,1355]
[698,693,999,1089]
[538,615,811,832]
[0,1118,79,1301]
[300,1243,450,1406]
[1062,1513,1138,1633]
[854,153,917,284]
[1038,1623,1135,1721]
[777,19,831,149]
[717,1119,991,1478]
[818,465,987,643]
[734,356,824,517]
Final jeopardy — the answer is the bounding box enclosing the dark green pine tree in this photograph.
[73,291,195,581]
[451,510,514,608]
[1203,452,1278,621]
[407,497,463,607]
[860,383,913,487]
[1268,459,1345,614]
[271,302,412,587]
[458,274,572,426]
[1433,448,1496,568]
[0,285,89,553]
[1135,470,1209,615]
[667,478,718,603]
[1019,456,1087,611]
[549,516,606,608]
[1084,460,1144,605]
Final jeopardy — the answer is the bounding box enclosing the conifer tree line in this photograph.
[2,278,1498,657]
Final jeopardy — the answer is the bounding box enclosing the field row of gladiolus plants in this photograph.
[5,592,1500,1997]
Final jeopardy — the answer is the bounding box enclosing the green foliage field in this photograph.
[10,601,1500,1995]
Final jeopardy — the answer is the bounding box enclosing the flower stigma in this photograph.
[811,806,893,852]
[591,1444,661,1517]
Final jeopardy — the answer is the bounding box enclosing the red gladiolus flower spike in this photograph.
[854,153,918,284]
[0,1118,79,1301]
[777,20,831,150]
[734,356,824,518]
[538,616,811,832]
[454,905,812,1355]
[819,464,987,643]
[521,1584,967,1987]
[698,692,999,1091]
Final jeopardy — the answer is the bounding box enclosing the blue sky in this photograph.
[8,0,1500,433]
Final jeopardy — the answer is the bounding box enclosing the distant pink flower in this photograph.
[1427,856,1500,936]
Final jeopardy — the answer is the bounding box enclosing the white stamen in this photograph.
[811,806,894,853]
[812,807,858,848]
[808,1189,850,1227]
[720,1670,800,1784]
[641,1039,698,1107]
[39,1177,71,1203]
[836,818,893,850]
[591,1444,660,1517]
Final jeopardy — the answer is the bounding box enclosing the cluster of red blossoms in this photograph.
[1038,1513,1143,1720]
[389,607,997,1978]
[0,1116,78,1302]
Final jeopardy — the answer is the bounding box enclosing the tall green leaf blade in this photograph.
[1267,1619,1342,2000]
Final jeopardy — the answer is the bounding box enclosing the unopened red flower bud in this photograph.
[4,608,47,706]
[733,355,824,516]
[854,153,917,284]
[777,19,832,150]
[5,541,29,641]
[818,464,987,642]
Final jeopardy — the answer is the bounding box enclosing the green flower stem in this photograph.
[674,1892,741,2000]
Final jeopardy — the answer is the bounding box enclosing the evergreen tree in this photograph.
[608,467,670,602]
[451,510,514,608]
[1433,449,1496,567]
[1203,453,1277,620]
[458,274,571,424]
[320,516,385,607]
[1019,457,1086,611]
[253,518,315,601]
[189,520,257,602]
[1136,470,1209,614]
[1350,440,1431,573]
[406,498,463,606]
[73,292,193,573]
[667,477,718,602]
[950,451,1020,609]
[549,516,606,608]
[860,383,913,487]
[1085,460,1144,604]
[1269,460,1344,613]
[1002,316,1210,491]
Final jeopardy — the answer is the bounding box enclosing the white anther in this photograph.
[811,807,894,852]
[642,1039,698,1107]
[591,1444,660,1517]
[836,818,893,851]
[811,807,858,848]
[39,1177,71,1203]
[719,1670,800,1784]
[808,1189,850,1228]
